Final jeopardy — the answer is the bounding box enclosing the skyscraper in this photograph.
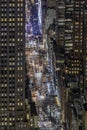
[63,0,85,83]
[56,0,87,129]
[0,0,25,129]
[65,0,73,54]
[73,0,85,56]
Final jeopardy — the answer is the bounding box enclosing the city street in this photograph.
[25,0,61,129]
[0,0,86,130]
[25,36,61,129]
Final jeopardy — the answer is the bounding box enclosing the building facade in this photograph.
[0,0,26,130]
[56,0,87,130]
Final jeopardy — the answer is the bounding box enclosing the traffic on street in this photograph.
[25,0,62,129]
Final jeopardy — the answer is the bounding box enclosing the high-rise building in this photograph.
[56,0,87,129]
[0,0,25,130]
[64,0,85,84]
[56,0,66,124]
[64,0,85,77]
[56,0,65,49]
[65,0,73,54]
[73,0,85,56]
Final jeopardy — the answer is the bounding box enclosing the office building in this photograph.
[56,0,65,49]
[0,0,25,130]
[65,0,73,54]
[73,0,85,56]
[63,0,85,83]
[55,0,87,129]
